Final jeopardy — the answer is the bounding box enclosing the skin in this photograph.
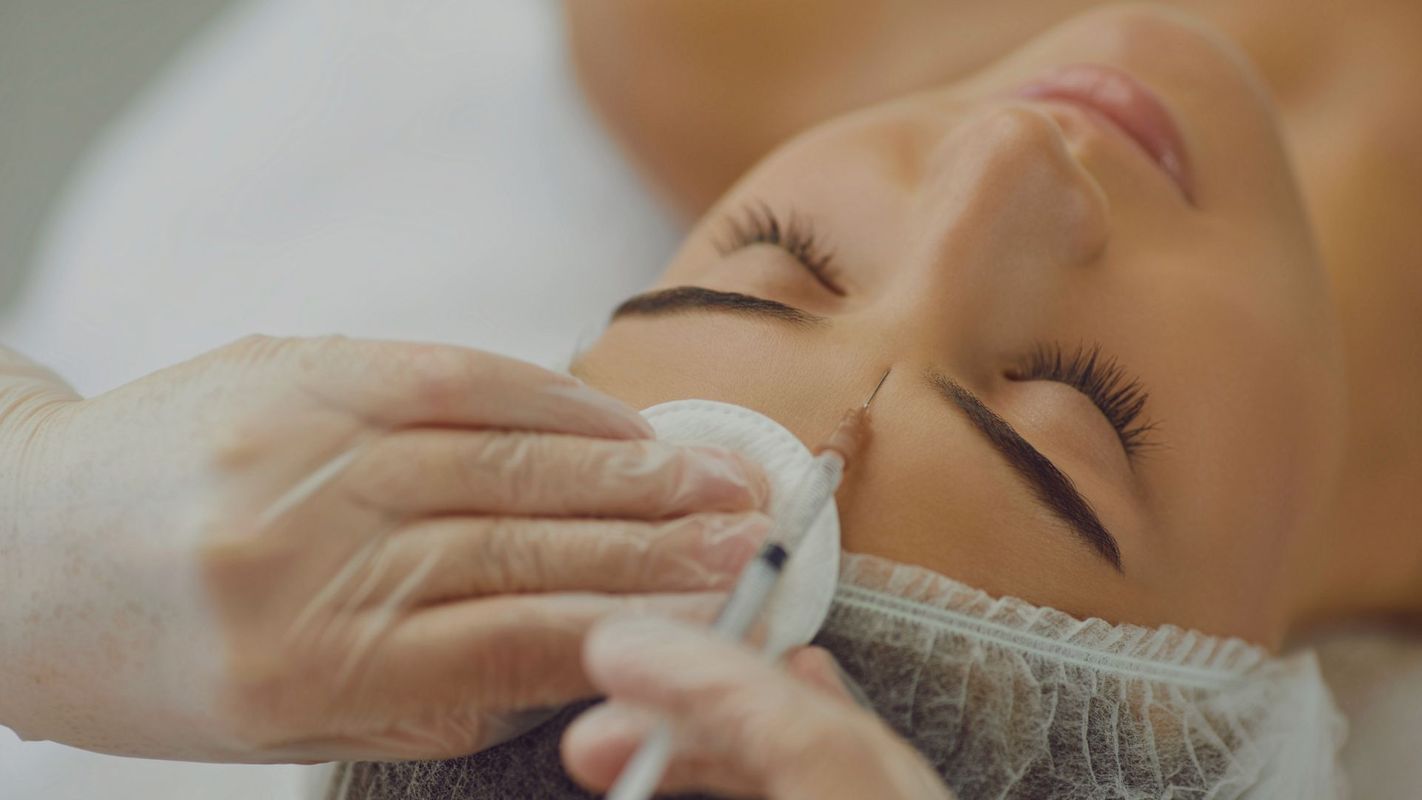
[566,7,1391,649]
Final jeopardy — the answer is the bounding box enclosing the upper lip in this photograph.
[1014,63,1194,202]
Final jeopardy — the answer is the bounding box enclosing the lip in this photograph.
[1014,64,1194,202]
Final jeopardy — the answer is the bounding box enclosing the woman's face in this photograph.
[572,7,1344,646]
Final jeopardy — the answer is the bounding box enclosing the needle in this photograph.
[819,367,891,463]
[863,367,891,409]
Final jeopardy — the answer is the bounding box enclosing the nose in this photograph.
[917,104,1111,270]
[875,105,1111,368]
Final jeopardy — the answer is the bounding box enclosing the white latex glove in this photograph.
[562,616,956,800]
[0,336,770,763]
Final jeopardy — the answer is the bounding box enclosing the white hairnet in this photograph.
[823,553,1347,799]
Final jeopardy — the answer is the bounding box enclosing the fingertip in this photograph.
[541,382,656,439]
[681,446,771,512]
[562,702,651,791]
[691,512,772,579]
[785,646,835,681]
[727,451,771,510]
[787,647,874,711]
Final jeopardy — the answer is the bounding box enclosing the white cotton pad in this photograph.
[641,399,841,656]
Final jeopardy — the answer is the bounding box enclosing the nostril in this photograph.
[1061,163,1112,263]
[952,105,1113,263]
[987,106,1114,262]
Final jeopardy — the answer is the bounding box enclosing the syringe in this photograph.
[606,368,890,800]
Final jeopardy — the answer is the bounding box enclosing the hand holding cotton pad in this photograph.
[641,399,843,656]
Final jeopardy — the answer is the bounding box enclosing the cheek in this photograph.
[1119,282,1340,634]
[1162,283,1336,507]
[1177,325,1337,546]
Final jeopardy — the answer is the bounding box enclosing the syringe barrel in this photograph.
[773,451,843,552]
[711,545,786,639]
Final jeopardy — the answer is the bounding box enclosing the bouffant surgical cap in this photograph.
[823,553,1346,798]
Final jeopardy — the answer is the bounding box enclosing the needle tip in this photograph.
[821,369,891,462]
[863,367,891,410]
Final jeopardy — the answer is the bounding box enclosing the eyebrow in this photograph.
[612,286,827,326]
[929,372,1124,571]
[607,284,1123,571]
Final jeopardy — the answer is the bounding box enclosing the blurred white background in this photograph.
[0,0,234,309]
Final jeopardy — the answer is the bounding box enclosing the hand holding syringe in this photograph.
[608,369,891,800]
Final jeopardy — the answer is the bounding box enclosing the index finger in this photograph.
[297,336,652,437]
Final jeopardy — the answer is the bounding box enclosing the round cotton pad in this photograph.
[641,399,841,656]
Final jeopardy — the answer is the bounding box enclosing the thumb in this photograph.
[563,615,952,800]
[783,646,875,710]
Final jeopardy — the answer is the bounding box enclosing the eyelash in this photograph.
[717,203,846,296]
[1009,343,1157,457]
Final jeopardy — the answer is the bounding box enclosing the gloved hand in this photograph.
[562,616,956,800]
[0,336,770,763]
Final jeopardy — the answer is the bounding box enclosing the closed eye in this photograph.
[716,202,846,297]
[1008,342,1158,459]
